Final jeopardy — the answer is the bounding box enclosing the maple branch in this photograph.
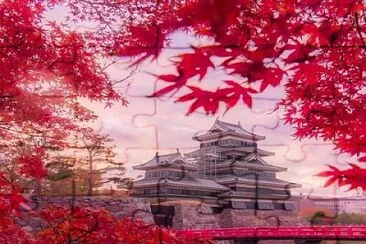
[354,13,366,50]
[0,93,18,99]
[0,125,40,137]
[101,43,366,51]
[76,0,129,7]
[110,66,137,85]
[81,0,116,32]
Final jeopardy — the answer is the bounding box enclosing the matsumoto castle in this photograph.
[132,119,300,212]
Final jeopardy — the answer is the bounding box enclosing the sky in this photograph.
[45,5,360,198]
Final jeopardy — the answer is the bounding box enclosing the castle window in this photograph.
[232,202,246,209]
[284,203,295,211]
[257,202,274,210]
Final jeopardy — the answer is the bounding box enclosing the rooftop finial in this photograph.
[155,152,160,164]
[176,148,180,153]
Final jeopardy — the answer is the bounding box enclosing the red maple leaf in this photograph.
[221,80,257,108]
[317,164,366,191]
[175,86,227,115]
[149,47,214,97]
[176,46,215,80]
[254,68,285,92]
[149,72,190,97]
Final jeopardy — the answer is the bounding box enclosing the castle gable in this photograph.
[193,119,265,141]
[133,152,196,170]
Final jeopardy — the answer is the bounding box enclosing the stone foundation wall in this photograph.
[214,209,308,228]
[171,204,308,229]
[173,204,220,229]
[17,196,154,233]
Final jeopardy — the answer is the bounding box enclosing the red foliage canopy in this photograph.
[74,0,364,191]
[37,206,211,243]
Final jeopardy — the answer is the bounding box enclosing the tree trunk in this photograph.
[87,152,93,196]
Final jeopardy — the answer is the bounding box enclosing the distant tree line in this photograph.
[301,209,366,225]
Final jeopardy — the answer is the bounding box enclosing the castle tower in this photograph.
[185,118,300,210]
[132,119,300,222]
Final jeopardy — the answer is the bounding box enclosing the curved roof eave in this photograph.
[193,131,265,141]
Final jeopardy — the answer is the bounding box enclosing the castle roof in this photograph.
[193,118,265,141]
[184,147,274,159]
[218,147,274,156]
[216,175,301,188]
[133,177,229,191]
[133,151,197,171]
[215,159,287,172]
